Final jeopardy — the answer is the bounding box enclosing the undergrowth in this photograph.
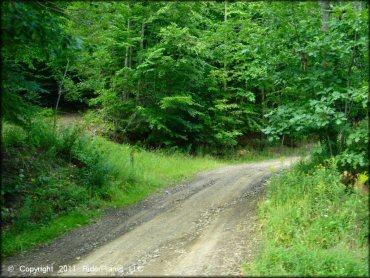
[1,117,225,257]
[243,160,369,276]
[1,115,308,258]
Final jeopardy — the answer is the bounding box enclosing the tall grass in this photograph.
[79,136,226,206]
[243,161,369,276]
[1,120,226,257]
[2,117,309,257]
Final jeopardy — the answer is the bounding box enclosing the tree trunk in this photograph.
[223,0,228,94]
[54,58,70,129]
[340,31,358,151]
[224,0,228,22]
[129,46,132,68]
[141,19,145,49]
[136,19,145,106]
[124,15,131,100]
[124,18,131,69]
[321,1,331,32]
[261,86,265,118]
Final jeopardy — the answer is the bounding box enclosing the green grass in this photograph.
[2,119,310,258]
[87,136,309,206]
[226,144,311,164]
[87,136,228,206]
[243,161,369,276]
[1,122,228,257]
[2,210,100,257]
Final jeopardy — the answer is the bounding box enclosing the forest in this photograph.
[1,1,369,276]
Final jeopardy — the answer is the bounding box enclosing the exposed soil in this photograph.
[1,158,299,277]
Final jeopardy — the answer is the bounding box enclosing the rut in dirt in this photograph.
[2,158,298,277]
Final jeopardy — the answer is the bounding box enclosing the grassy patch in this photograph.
[226,144,311,164]
[88,137,309,206]
[243,161,369,276]
[84,136,227,207]
[2,118,309,258]
[2,210,100,257]
[1,121,226,257]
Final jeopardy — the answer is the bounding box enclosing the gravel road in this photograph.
[2,158,298,277]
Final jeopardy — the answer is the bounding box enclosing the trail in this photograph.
[2,158,299,277]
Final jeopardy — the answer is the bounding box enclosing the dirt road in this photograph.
[2,158,298,277]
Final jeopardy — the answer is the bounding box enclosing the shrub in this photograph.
[2,123,27,148]
[72,135,117,189]
[1,118,109,231]
[26,118,59,150]
[56,124,83,161]
[336,119,369,174]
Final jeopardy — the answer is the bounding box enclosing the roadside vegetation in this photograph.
[2,113,308,257]
[1,1,368,275]
[1,116,223,257]
[244,157,369,276]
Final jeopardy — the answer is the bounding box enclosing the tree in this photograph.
[263,2,368,169]
[1,1,73,126]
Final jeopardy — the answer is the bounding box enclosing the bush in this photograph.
[26,118,59,150]
[1,118,112,232]
[244,161,369,276]
[72,135,117,189]
[2,123,27,148]
[34,182,90,219]
[4,117,84,159]
[56,124,83,161]
[336,119,369,173]
[2,117,227,256]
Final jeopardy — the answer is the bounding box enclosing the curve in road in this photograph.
[2,158,299,277]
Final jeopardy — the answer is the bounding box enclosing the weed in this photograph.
[1,118,311,258]
[2,210,100,257]
[244,161,369,276]
[2,123,27,148]
[1,120,226,257]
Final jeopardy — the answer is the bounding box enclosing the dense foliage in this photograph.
[1,0,369,266]
[2,1,368,157]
